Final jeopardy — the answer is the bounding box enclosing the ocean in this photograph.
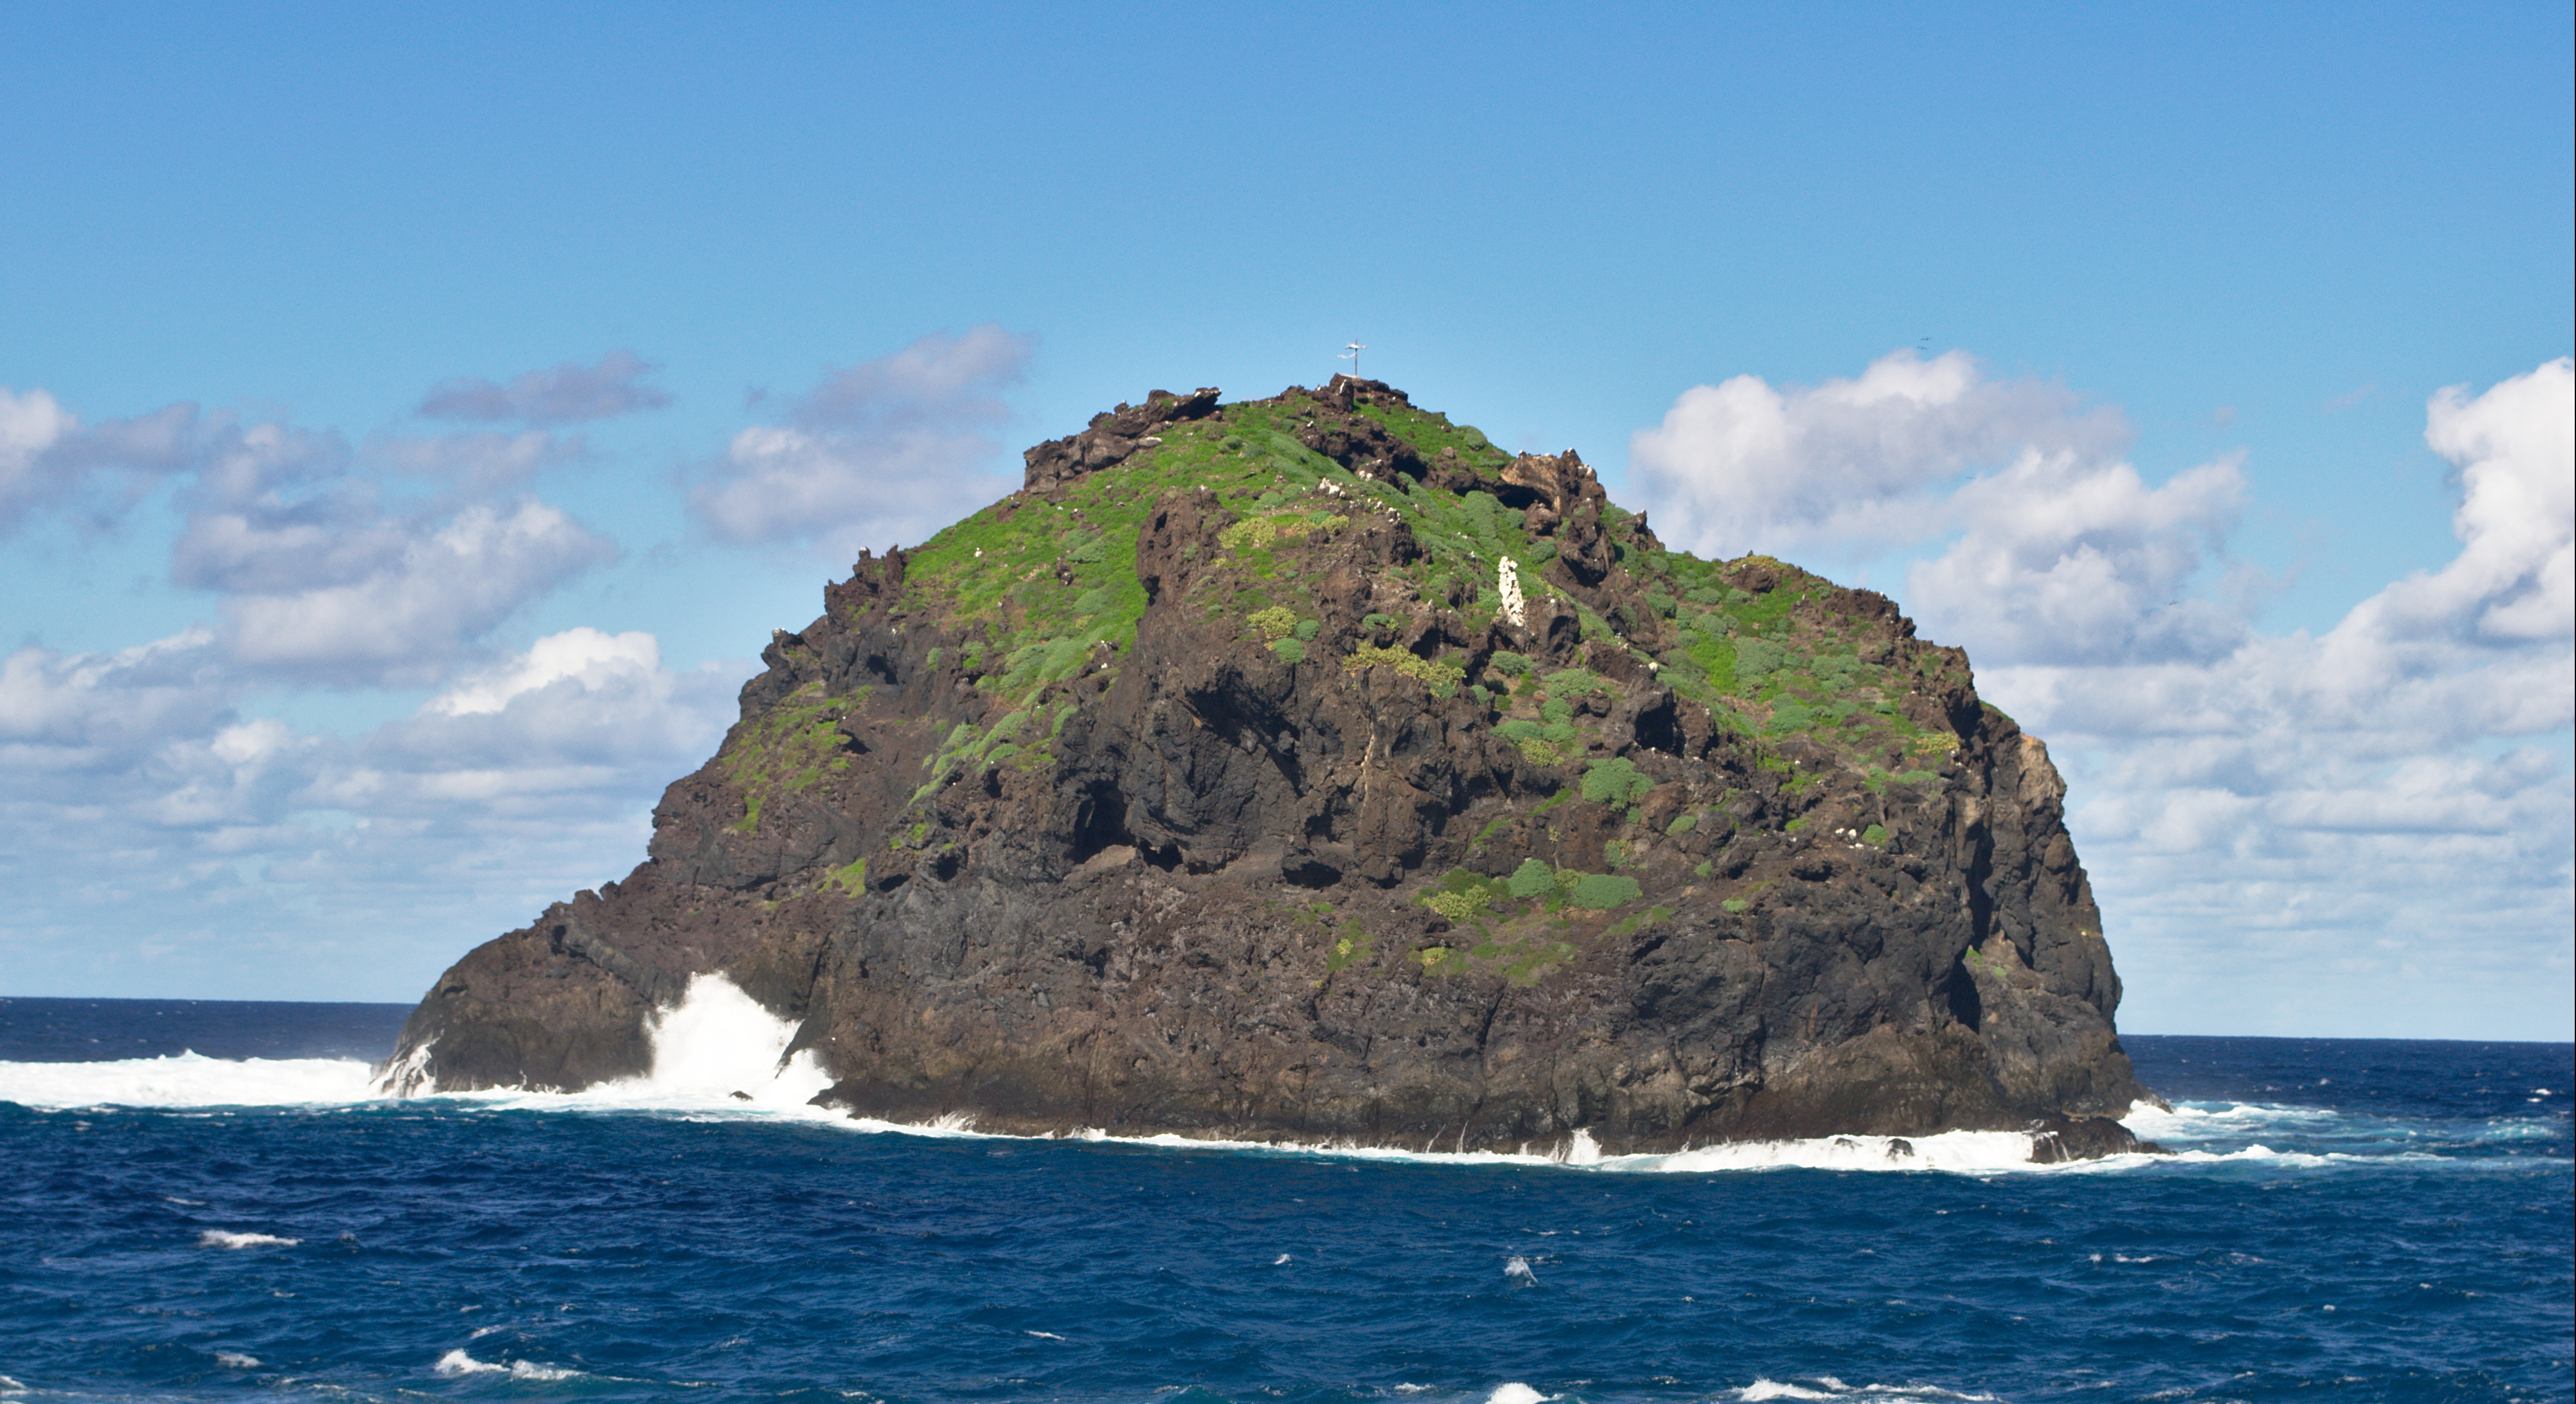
[1,987,2566,1403]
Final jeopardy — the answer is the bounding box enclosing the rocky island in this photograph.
[382,376,2159,1160]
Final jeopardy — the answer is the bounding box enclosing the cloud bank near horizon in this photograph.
[1632,352,2574,1036]
[2,342,2567,1037]
[2,331,1048,1002]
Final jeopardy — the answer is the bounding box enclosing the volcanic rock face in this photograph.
[384,377,2156,1155]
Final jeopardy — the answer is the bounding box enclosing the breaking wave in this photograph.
[432,1348,583,1381]
[5,979,2551,1177]
[1736,1379,2000,1403]
[197,1229,298,1249]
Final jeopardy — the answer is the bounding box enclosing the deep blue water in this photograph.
[1,997,2567,1404]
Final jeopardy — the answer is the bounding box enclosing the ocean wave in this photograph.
[198,1229,300,1249]
[433,1347,583,1381]
[1737,1376,1999,1402]
[5,978,2550,1176]
[0,1052,382,1108]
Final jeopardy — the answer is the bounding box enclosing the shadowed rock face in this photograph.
[384,377,2158,1157]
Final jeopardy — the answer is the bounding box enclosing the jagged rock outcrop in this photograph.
[383,376,2159,1157]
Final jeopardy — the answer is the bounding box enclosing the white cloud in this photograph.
[427,627,663,716]
[217,501,616,686]
[416,351,672,426]
[1904,450,2248,665]
[1632,352,2574,1038]
[687,325,1030,553]
[0,388,221,535]
[1629,349,2129,557]
[0,625,745,1000]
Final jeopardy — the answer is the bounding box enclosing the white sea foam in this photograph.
[4,978,2484,1179]
[1738,1378,1999,1402]
[0,973,833,1120]
[0,1052,381,1109]
[1486,1385,1552,1404]
[2119,1097,2335,1142]
[1504,1254,1538,1286]
[199,1230,299,1249]
[214,1352,260,1369]
[433,1348,581,1381]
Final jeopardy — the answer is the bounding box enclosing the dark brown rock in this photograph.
[381,379,2161,1162]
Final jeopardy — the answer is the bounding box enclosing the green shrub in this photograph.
[1270,637,1307,663]
[1293,618,1320,642]
[1345,645,1465,694]
[1861,824,1889,847]
[1487,650,1533,676]
[1580,756,1653,807]
[1665,814,1699,838]
[1721,897,1749,913]
[1505,857,1556,898]
[1422,889,1484,922]
[1568,873,1642,909]
[1246,605,1297,640]
[1540,698,1573,726]
[1217,516,1276,552]
[1494,719,1559,763]
[1734,639,1787,681]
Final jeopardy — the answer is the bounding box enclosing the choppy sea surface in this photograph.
[1,987,2567,1403]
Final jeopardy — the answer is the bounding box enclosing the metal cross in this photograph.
[1341,340,1366,380]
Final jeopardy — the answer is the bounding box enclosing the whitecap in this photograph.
[1025,1331,1067,1341]
[1504,1255,1538,1286]
[214,1352,259,1369]
[0,1053,380,1109]
[433,1348,581,1381]
[1737,1380,1999,1403]
[199,1230,299,1249]
[1487,1385,1552,1404]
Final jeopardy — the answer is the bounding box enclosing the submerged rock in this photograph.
[383,376,2161,1161]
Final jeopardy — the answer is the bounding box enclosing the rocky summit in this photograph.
[382,376,2160,1160]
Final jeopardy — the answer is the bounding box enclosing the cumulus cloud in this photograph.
[1630,349,2131,557]
[1631,353,2572,1037]
[688,324,1030,552]
[417,351,672,426]
[1904,450,2249,665]
[0,390,238,536]
[216,501,617,685]
[0,625,744,999]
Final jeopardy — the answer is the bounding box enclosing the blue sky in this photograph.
[4,3,2569,1038]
